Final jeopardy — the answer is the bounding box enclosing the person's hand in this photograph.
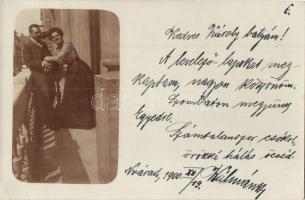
[42,60,53,72]
[63,64,68,72]
[44,56,53,62]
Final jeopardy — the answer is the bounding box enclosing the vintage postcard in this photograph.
[0,0,304,199]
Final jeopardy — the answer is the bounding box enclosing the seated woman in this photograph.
[44,27,96,129]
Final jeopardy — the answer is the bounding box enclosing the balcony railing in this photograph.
[12,67,119,183]
[12,68,32,181]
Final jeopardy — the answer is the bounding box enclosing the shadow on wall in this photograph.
[54,129,90,183]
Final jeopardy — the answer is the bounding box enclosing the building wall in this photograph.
[99,11,119,65]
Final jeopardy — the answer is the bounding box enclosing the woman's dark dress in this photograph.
[52,41,96,129]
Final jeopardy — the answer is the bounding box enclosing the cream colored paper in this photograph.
[0,0,304,200]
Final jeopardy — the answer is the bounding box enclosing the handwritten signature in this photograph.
[180,165,266,200]
[124,162,267,200]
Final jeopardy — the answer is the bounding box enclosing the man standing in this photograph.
[22,24,60,182]
[23,24,55,126]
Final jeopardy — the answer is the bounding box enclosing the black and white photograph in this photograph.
[13,9,119,184]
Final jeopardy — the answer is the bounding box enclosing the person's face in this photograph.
[51,31,63,45]
[30,27,41,41]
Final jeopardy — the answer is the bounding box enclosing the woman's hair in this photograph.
[47,27,64,39]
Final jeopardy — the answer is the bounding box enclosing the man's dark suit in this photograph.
[23,38,55,126]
